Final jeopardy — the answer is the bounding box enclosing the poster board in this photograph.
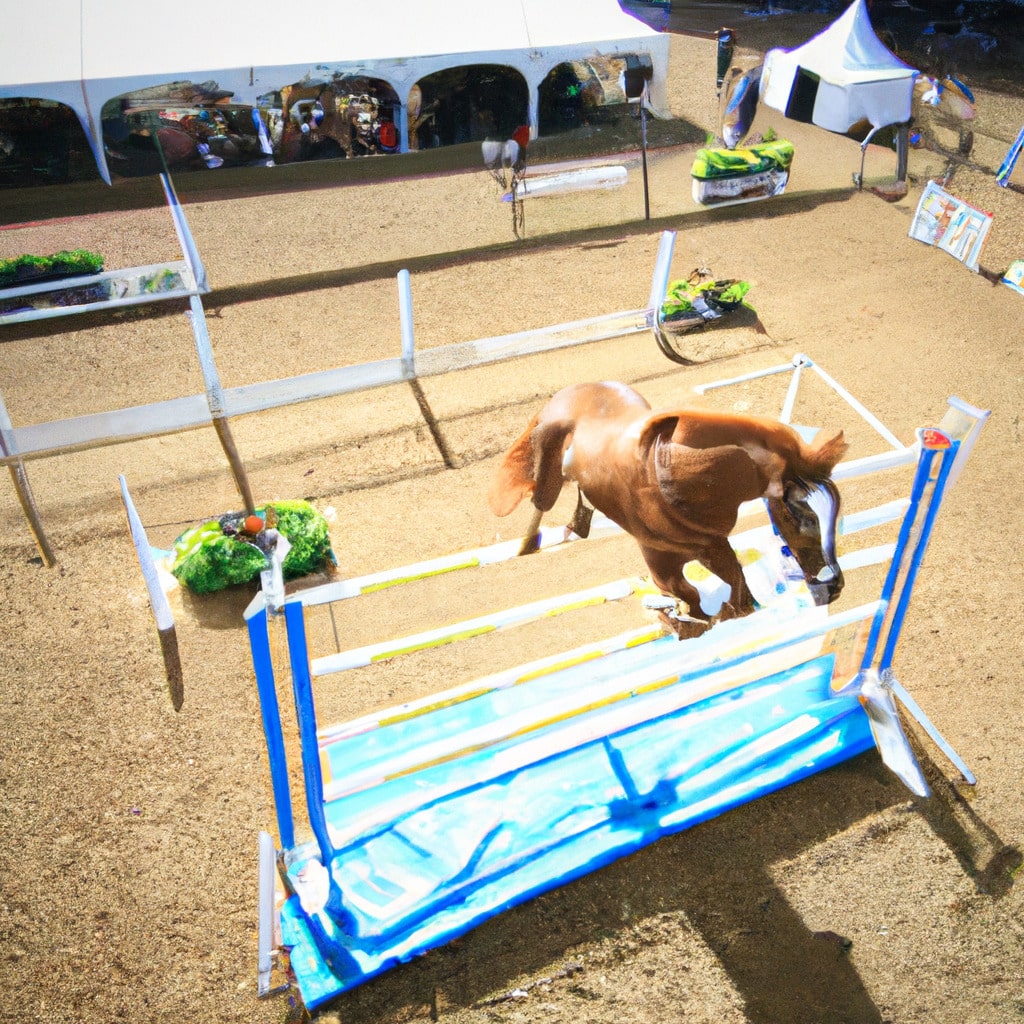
[908,180,993,271]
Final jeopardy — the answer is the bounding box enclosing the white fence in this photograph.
[1,184,676,564]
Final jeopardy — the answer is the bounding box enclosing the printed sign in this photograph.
[908,180,993,271]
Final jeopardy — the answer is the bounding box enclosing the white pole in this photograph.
[188,295,255,511]
[647,230,676,315]
[398,269,416,379]
[0,390,56,566]
[118,475,183,710]
[160,173,209,293]
[257,831,277,997]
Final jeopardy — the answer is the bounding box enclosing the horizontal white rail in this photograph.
[312,577,641,675]
[318,600,883,806]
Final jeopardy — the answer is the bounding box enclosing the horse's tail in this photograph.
[490,411,576,518]
[796,429,848,479]
[488,414,541,517]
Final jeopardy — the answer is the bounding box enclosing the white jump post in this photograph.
[695,353,908,454]
[118,475,184,710]
[0,395,55,567]
[398,269,416,379]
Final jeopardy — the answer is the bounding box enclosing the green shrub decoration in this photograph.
[0,249,104,287]
[170,500,334,594]
[662,278,751,320]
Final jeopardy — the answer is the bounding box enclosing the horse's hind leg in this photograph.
[517,507,545,555]
[522,486,591,555]
[518,418,574,555]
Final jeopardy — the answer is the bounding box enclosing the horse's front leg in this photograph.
[700,536,755,620]
[638,545,710,639]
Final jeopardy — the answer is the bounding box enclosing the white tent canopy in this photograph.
[760,0,917,136]
[1,0,669,182]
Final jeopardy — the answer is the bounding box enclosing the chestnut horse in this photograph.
[489,382,847,633]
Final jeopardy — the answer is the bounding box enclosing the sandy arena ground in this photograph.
[2,20,1024,1024]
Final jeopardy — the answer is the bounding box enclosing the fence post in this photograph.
[160,173,209,293]
[187,295,255,512]
[0,389,56,566]
[398,269,456,467]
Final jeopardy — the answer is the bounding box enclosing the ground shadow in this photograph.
[322,755,893,1023]
[319,746,1016,1024]
[178,563,342,631]
[905,716,1023,899]
[178,581,263,630]
[0,181,855,346]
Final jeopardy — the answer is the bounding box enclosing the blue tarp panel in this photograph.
[281,652,874,1007]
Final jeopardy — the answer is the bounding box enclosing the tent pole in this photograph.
[856,126,880,189]
[640,91,650,220]
[896,123,909,182]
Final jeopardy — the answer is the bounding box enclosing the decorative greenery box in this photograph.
[0,249,104,288]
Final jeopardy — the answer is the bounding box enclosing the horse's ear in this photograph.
[811,430,848,473]
[488,421,538,517]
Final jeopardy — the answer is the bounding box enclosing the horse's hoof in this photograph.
[658,610,710,640]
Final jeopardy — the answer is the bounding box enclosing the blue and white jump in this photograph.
[246,356,988,1010]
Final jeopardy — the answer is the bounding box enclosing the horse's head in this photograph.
[766,476,843,606]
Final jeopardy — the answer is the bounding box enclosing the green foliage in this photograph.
[170,500,334,594]
[51,249,104,275]
[0,249,104,287]
[662,278,751,320]
[271,499,334,578]
[715,280,751,306]
[141,268,179,293]
[170,529,267,594]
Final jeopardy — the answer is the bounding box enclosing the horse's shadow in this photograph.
[323,745,1019,1024]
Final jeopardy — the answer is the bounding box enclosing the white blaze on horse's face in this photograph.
[772,477,844,605]
[802,479,839,560]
